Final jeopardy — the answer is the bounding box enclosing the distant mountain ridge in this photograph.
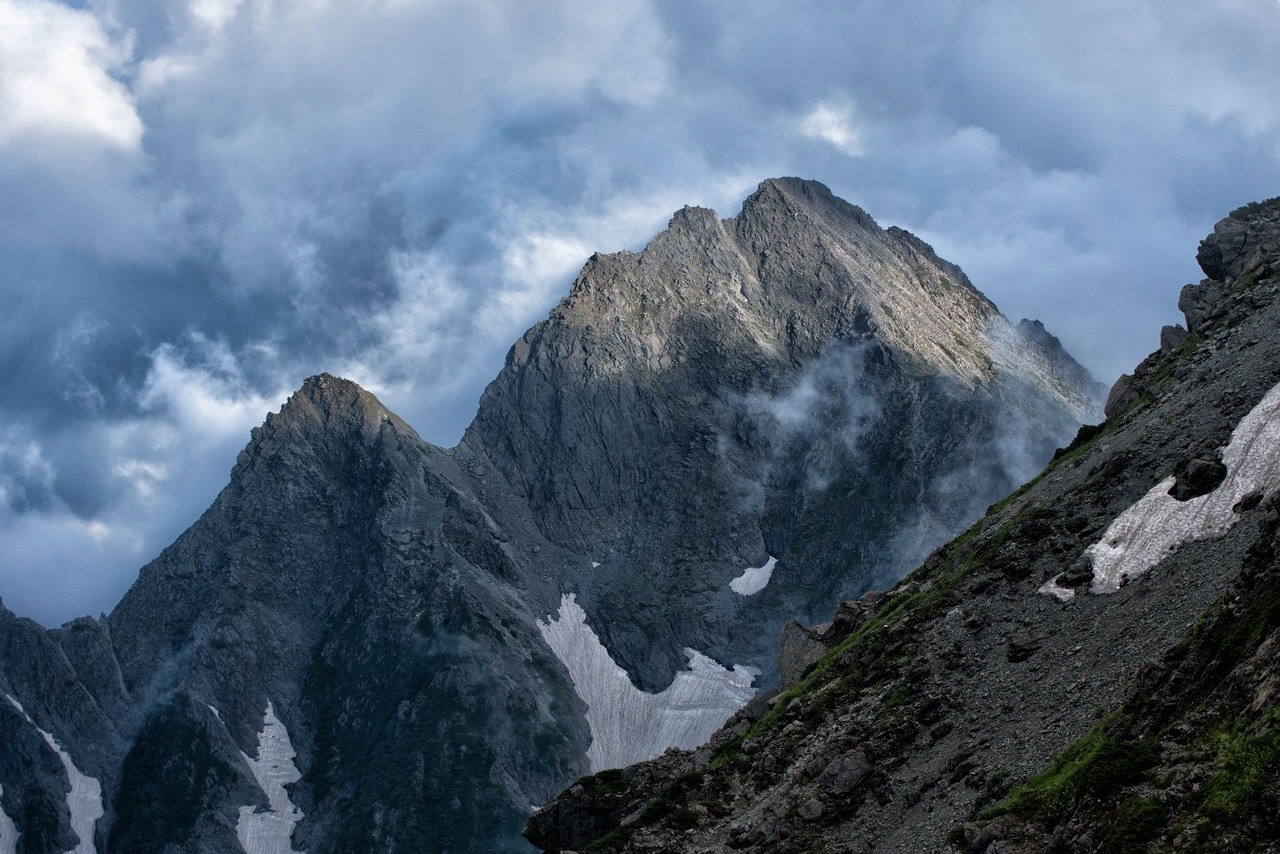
[0,179,1101,853]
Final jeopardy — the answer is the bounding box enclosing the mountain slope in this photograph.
[465,177,1099,691]
[0,180,1100,853]
[468,179,1096,557]
[523,198,1280,853]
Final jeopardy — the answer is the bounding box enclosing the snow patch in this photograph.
[208,704,224,722]
[236,702,304,854]
[0,784,18,854]
[4,695,103,854]
[591,561,601,568]
[538,594,758,771]
[1038,575,1077,604]
[1087,380,1280,593]
[730,556,777,596]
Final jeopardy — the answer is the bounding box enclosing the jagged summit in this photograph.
[279,373,415,439]
[611,177,877,254]
[231,372,421,476]
[542,178,1095,404]
[741,176,881,233]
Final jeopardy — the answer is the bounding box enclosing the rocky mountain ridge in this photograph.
[468,179,1095,553]
[0,179,1101,853]
[523,196,1280,853]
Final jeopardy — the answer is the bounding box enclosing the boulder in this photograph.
[1169,456,1228,501]
[1104,374,1138,419]
[1160,324,1188,354]
[779,621,832,687]
[818,752,870,796]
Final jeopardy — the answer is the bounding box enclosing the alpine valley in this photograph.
[1,178,1112,853]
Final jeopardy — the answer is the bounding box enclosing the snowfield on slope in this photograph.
[0,784,17,854]
[539,593,759,771]
[4,695,103,854]
[1045,379,1280,602]
[730,556,777,595]
[237,702,305,854]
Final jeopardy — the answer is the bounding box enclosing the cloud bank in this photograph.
[1,0,1278,624]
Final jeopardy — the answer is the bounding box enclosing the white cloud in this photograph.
[0,336,290,624]
[0,0,141,149]
[134,54,196,95]
[0,436,56,510]
[190,0,242,32]
[801,99,866,157]
[137,337,280,443]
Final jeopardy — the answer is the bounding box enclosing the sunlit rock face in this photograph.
[0,180,1103,854]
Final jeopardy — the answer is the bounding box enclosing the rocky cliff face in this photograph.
[469,180,1096,554]
[466,178,1098,692]
[0,179,1100,853]
[523,197,1280,853]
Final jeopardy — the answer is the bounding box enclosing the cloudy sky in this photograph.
[1,0,1278,625]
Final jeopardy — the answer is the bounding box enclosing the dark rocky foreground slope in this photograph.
[0,179,1099,853]
[524,199,1280,853]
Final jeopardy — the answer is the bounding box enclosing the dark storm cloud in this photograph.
[1,0,1278,624]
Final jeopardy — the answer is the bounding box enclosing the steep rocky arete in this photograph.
[0,179,1099,853]
[524,198,1280,853]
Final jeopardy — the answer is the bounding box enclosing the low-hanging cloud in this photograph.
[1,0,1278,624]
[733,343,880,503]
[880,383,1078,586]
[0,334,285,623]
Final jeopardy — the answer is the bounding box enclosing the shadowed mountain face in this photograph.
[0,179,1100,853]
[524,199,1280,854]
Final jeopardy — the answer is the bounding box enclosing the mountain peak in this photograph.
[283,373,409,435]
[742,177,880,234]
[232,373,419,474]
[667,204,720,232]
[490,181,1101,421]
